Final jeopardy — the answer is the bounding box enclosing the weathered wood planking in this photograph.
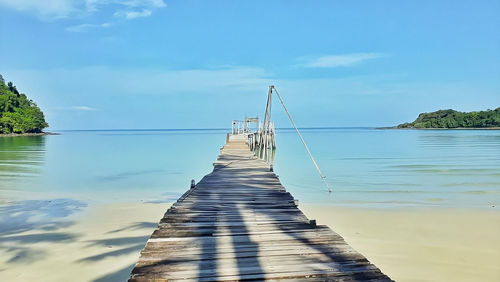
[129,137,392,281]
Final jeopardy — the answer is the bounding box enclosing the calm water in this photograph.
[1,129,499,209]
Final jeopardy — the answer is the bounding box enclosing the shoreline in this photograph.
[0,132,59,137]
[377,127,500,130]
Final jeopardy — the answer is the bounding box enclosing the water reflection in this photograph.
[254,147,276,165]
[0,136,46,189]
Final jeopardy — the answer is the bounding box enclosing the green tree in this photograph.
[397,108,500,129]
[0,75,48,134]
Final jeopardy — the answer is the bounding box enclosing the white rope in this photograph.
[272,86,332,193]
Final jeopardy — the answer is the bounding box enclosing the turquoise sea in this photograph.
[1,128,499,209]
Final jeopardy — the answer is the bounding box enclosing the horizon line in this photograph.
[52,126,379,132]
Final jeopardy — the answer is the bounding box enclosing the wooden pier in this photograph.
[129,135,392,281]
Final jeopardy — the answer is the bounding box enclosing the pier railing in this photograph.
[232,85,331,192]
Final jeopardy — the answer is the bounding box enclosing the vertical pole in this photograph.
[261,85,273,152]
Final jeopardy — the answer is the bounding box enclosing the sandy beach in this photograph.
[0,202,170,282]
[1,200,499,281]
[302,205,500,282]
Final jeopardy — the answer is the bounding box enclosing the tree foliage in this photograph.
[0,76,48,134]
[397,108,500,129]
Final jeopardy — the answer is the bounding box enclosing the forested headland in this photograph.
[0,74,48,134]
[396,108,500,129]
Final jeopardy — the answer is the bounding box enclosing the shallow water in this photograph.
[275,128,500,209]
[1,128,499,209]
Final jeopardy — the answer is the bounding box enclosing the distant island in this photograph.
[395,108,500,129]
[0,74,48,134]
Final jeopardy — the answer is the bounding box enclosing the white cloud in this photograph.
[73,106,96,111]
[114,9,152,20]
[0,0,166,21]
[65,22,111,32]
[304,53,383,68]
[121,0,166,8]
[54,106,97,111]
[0,0,80,19]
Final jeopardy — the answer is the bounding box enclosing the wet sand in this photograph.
[302,205,500,282]
[1,202,499,281]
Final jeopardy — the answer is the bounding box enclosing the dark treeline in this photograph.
[397,108,500,129]
[0,74,48,134]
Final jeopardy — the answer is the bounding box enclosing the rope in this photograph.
[271,86,332,193]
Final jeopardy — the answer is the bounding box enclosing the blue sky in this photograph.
[0,0,499,129]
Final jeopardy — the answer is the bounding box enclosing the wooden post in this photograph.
[226,133,229,144]
[310,219,317,228]
[190,179,195,188]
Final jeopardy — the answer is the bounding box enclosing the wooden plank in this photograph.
[129,138,392,281]
[131,261,385,281]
